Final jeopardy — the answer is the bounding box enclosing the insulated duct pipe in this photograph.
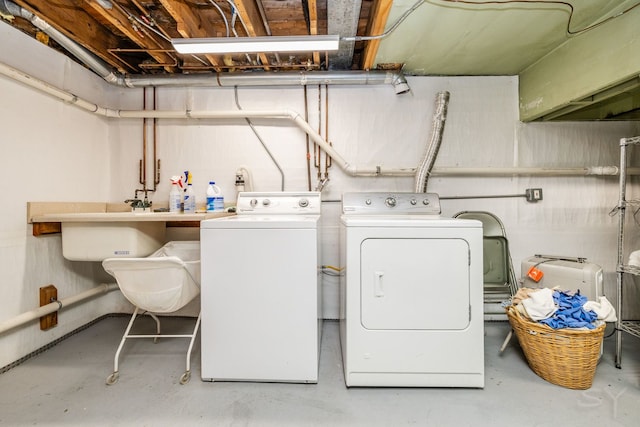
[0,283,118,335]
[414,91,450,192]
[0,61,635,178]
[0,0,410,93]
[0,0,118,84]
[124,71,411,93]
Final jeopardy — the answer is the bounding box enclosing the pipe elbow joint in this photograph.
[391,72,411,95]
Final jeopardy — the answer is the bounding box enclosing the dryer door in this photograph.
[360,238,470,330]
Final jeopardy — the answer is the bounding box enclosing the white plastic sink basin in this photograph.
[61,221,166,261]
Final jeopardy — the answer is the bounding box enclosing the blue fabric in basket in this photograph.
[539,290,598,329]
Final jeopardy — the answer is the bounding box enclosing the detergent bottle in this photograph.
[169,176,182,213]
[183,171,196,213]
[206,181,224,212]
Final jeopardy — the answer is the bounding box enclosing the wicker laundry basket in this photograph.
[506,305,606,390]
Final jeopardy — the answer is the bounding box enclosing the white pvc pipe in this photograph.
[0,283,118,335]
[429,166,633,176]
[0,61,633,178]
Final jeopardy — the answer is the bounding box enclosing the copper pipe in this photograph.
[315,85,321,176]
[179,63,321,71]
[129,0,173,41]
[109,48,176,53]
[139,61,179,68]
[153,86,160,189]
[141,87,147,188]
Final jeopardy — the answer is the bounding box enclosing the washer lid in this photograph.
[201,215,319,229]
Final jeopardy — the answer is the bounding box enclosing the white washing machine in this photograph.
[340,192,484,387]
[200,192,322,383]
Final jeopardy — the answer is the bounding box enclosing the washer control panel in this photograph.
[237,191,321,214]
[342,192,441,214]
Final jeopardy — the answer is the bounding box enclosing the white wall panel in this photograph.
[0,23,128,368]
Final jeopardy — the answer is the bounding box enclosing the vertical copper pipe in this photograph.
[153,86,160,189]
[141,87,147,187]
[315,85,321,177]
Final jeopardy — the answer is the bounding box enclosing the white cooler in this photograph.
[521,255,603,301]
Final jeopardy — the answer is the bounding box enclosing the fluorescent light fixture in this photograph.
[172,35,340,54]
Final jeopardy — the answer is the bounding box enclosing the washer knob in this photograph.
[299,198,309,208]
[250,199,258,207]
[365,199,372,205]
[385,197,397,208]
[262,199,271,206]
[422,198,430,205]
[410,199,417,205]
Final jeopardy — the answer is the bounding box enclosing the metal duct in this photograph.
[0,0,119,84]
[414,91,450,192]
[123,70,410,90]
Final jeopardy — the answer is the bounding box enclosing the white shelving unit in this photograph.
[615,135,640,369]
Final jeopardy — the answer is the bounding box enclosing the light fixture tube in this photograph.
[172,35,340,54]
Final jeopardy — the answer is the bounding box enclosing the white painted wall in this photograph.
[2,20,640,368]
[0,23,131,368]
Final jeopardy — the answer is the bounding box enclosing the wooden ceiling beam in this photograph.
[83,0,178,72]
[361,0,392,70]
[159,0,224,71]
[10,0,130,72]
[233,0,270,69]
[308,0,320,66]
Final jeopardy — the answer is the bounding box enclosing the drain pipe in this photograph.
[414,91,450,192]
[2,60,634,178]
[0,283,118,335]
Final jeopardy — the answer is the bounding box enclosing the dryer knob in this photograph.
[365,199,372,205]
[299,198,309,208]
[422,198,430,205]
[250,199,258,207]
[385,197,397,207]
[262,199,271,206]
[410,199,417,205]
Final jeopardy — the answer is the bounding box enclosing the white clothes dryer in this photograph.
[200,192,322,383]
[339,192,484,387]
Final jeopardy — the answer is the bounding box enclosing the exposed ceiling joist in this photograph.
[3,0,640,121]
[11,0,127,72]
[233,0,271,70]
[159,0,224,72]
[362,0,392,70]
[84,0,177,72]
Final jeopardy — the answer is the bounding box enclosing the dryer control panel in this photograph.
[342,192,441,214]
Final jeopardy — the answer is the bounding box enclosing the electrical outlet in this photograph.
[525,188,543,202]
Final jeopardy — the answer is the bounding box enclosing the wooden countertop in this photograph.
[27,201,234,236]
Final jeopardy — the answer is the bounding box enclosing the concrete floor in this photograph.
[0,317,639,426]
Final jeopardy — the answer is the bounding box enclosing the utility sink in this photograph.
[61,220,166,261]
[28,203,231,261]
